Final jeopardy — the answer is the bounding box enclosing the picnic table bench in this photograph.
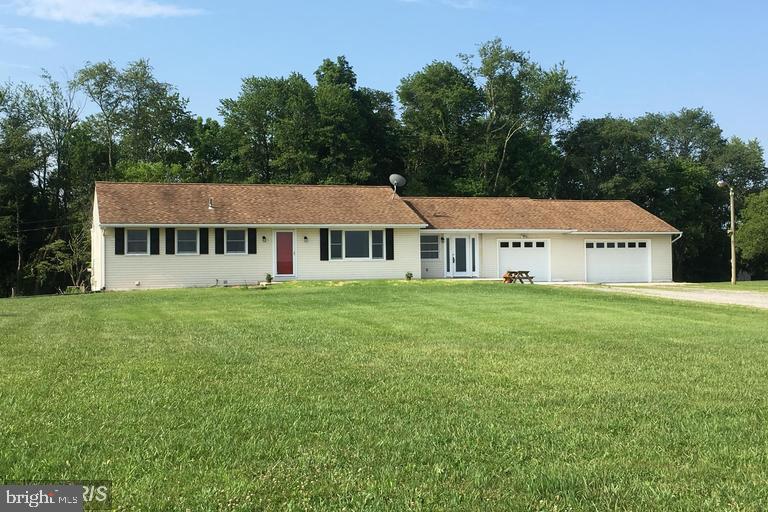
[503,270,535,284]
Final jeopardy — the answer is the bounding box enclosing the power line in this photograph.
[14,222,86,234]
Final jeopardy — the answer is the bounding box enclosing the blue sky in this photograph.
[1,0,766,149]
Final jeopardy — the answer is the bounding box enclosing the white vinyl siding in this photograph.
[103,228,272,289]
[299,228,420,280]
[100,226,422,290]
[480,233,674,282]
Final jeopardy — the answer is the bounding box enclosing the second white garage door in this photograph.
[585,240,650,283]
[498,240,550,281]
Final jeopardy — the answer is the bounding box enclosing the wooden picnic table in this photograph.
[503,270,535,284]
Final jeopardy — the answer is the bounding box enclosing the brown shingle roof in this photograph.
[95,182,426,226]
[403,197,679,232]
[95,182,678,233]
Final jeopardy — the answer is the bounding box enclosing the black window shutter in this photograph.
[150,228,160,255]
[385,228,394,260]
[165,228,175,255]
[215,228,224,254]
[199,228,209,254]
[247,228,257,254]
[114,227,125,255]
[319,228,329,261]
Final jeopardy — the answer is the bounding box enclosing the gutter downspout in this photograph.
[671,233,683,243]
[101,227,106,291]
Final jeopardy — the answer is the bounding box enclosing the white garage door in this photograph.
[586,240,650,283]
[498,240,550,281]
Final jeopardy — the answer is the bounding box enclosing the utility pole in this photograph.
[717,180,736,285]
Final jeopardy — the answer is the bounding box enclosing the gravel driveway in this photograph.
[593,285,768,310]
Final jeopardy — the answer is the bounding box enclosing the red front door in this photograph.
[276,232,294,275]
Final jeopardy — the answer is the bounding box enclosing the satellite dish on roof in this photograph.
[389,174,406,196]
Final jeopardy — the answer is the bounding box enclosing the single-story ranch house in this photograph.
[91,182,681,290]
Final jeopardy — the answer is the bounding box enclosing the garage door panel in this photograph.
[498,240,550,281]
[586,241,649,283]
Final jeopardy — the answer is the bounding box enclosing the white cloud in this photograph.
[0,25,54,48]
[13,0,202,25]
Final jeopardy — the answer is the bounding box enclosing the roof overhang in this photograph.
[421,228,681,235]
[571,231,682,235]
[100,223,429,228]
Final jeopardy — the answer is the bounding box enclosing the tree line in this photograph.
[1,38,766,295]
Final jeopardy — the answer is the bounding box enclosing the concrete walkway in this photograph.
[586,285,768,310]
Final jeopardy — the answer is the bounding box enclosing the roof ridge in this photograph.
[405,196,532,200]
[95,181,393,189]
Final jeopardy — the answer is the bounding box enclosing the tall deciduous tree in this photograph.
[398,61,483,194]
[25,71,81,214]
[461,38,579,194]
[0,86,42,294]
[736,190,768,278]
[72,61,122,175]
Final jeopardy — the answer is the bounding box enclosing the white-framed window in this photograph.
[586,240,648,249]
[226,229,246,254]
[329,229,385,260]
[371,230,384,260]
[330,230,343,260]
[176,229,198,255]
[420,235,439,259]
[126,228,149,255]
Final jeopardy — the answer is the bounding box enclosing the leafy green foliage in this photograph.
[0,40,766,294]
[26,226,90,289]
[557,108,767,281]
[736,190,768,277]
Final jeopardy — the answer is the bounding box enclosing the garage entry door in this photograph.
[586,240,650,283]
[498,240,550,281]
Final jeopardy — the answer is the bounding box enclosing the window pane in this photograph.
[126,229,148,254]
[586,242,594,248]
[535,241,545,248]
[372,230,384,259]
[524,241,533,248]
[596,242,605,248]
[500,242,509,248]
[420,235,438,259]
[177,229,197,254]
[330,230,342,259]
[471,238,476,272]
[638,242,647,248]
[345,231,369,258]
[617,242,626,248]
[628,242,636,248]
[607,242,615,248]
[226,230,246,253]
[512,241,521,248]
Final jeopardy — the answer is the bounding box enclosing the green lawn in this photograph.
[2,281,768,511]
[685,280,768,292]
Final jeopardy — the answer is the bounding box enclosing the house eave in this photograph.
[100,222,429,228]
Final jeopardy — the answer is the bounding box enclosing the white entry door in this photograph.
[586,240,650,283]
[445,236,477,277]
[497,240,550,281]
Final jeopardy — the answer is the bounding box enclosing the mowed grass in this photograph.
[686,280,768,292]
[2,281,768,511]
